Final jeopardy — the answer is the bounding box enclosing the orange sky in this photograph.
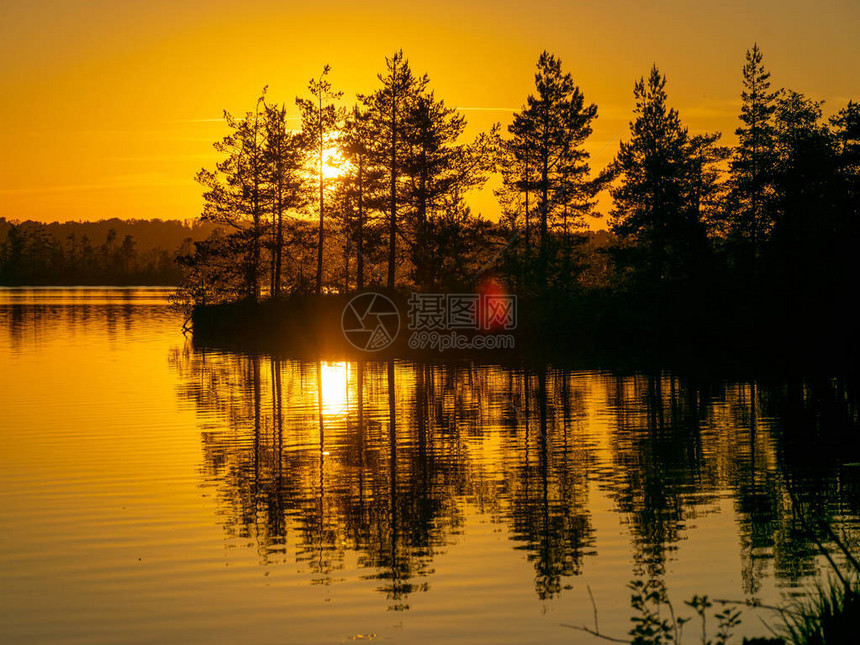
[1,0,858,226]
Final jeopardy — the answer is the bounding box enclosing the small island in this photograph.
[174,49,859,370]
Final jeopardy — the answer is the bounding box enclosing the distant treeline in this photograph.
[178,43,859,346]
[0,218,217,285]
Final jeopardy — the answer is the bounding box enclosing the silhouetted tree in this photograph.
[402,93,489,288]
[196,90,269,300]
[338,105,385,290]
[609,66,725,286]
[494,130,532,290]
[297,66,343,295]
[830,100,860,291]
[727,44,779,281]
[832,100,860,183]
[360,51,427,289]
[0,223,26,284]
[0,219,194,286]
[498,52,598,290]
[264,103,307,296]
[118,234,136,280]
[770,92,835,267]
[400,91,496,290]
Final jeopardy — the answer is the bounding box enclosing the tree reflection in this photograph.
[169,349,860,609]
[602,372,715,579]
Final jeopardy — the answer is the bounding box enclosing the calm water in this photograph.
[2,288,859,644]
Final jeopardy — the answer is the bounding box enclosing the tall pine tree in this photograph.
[728,44,778,279]
[297,66,343,295]
[402,91,495,290]
[499,51,598,290]
[264,103,307,297]
[338,105,380,291]
[609,66,725,286]
[196,90,269,301]
[360,51,426,289]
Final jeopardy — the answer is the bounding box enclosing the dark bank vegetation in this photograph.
[179,45,860,360]
[0,218,216,285]
[569,548,860,645]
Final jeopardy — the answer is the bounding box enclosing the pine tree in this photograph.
[339,106,370,290]
[339,105,388,291]
[297,66,343,296]
[402,91,495,289]
[494,123,533,289]
[360,51,427,289]
[264,103,307,297]
[830,100,860,295]
[196,90,269,301]
[728,44,779,278]
[609,66,725,285]
[499,51,598,289]
[769,91,846,294]
[832,101,860,165]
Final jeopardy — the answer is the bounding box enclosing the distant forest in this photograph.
[0,218,217,285]
[175,43,859,341]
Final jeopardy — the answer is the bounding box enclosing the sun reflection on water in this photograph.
[319,360,350,416]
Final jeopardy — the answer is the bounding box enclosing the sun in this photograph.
[322,144,346,180]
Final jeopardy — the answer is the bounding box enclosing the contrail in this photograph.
[591,126,627,160]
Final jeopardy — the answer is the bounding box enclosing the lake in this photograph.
[1,287,858,644]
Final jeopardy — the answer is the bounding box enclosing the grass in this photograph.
[778,576,860,645]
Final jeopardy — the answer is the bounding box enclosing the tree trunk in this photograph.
[316,100,325,296]
[357,156,365,290]
[274,184,283,297]
[540,142,549,285]
[388,70,398,291]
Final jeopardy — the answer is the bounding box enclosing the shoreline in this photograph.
[189,291,860,375]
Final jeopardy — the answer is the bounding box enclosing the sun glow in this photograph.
[321,145,346,180]
[319,361,350,416]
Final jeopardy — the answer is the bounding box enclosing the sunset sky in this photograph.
[1,0,858,226]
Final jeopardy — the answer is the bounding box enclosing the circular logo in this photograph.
[341,292,400,352]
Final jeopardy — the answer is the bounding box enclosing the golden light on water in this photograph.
[4,290,860,642]
[319,360,350,416]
